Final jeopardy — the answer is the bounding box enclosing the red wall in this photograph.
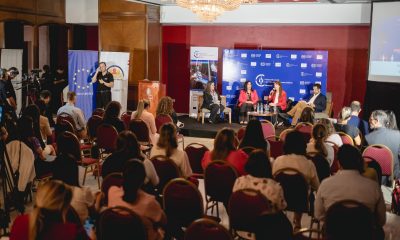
[162,25,370,115]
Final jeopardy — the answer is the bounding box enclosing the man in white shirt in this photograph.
[57,91,87,138]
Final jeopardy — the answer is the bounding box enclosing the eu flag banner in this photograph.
[68,50,98,120]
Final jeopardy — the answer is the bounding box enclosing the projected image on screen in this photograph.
[368,1,400,83]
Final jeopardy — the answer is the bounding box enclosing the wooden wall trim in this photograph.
[0,6,64,18]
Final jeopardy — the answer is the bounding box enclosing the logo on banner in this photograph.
[301,72,313,77]
[255,74,274,87]
[286,63,298,68]
[301,54,312,59]
[107,65,125,80]
[316,54,324,60]
[72,68,94,91]
[291,54,297,60]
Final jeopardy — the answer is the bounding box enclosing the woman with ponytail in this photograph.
[10,180,89,240]
[107,160,166,240]
[307,123,334,166]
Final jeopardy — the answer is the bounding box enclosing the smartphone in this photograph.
[84,218,95,237]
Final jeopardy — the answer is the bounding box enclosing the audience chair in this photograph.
[96,124,118,160]
[92,108,105,118]
[228,189,271,239]
[197,95,232,124]
[337,132,354,146]
[184,143,209,179]
[97,206,147,240]
[293,228,324,240]
[268,139,284,159]
[295,122,313,143]
[364,156,383,184]
[239,146,256,155]
[55,119,76,137]
[155,114,173,133]
[306,153,331,182]
[260,120,276,140]
[204,160,238,218]
[278,128,294,142]
[150,155,181,194]
[184,218,232,240]
[129,119,152,154]
[255,211,293,240]
[120,111,132,130]
[101,172,124,205]
[326,142,339,175]
[56,112,76,129]
[87,115,103,141]
[363,144,394,184]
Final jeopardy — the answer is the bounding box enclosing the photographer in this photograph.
[41,65,53,91]
[51,66,67,114]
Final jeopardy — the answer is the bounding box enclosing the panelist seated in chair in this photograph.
[201,81,224,124]
[238,81,259,124]
[267,80,287,113]
[280,83,326,126]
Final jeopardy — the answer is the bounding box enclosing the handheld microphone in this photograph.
[270,88,276,95]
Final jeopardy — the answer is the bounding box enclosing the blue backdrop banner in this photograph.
[222,49,328,107]
[68,50,99,120]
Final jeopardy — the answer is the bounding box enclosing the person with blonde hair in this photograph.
[334,107,362,146]
[10,180,89,240]
[131,99,158,144]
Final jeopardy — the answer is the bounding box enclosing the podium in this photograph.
[138,80,166,116]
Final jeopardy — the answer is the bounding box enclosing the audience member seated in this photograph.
[101,101,125,133]
[57,91,87,139]
[298,107,315,125]
[38,90,55,127]
[307,124,334,166]
[334,107,362,146]
[131,99,158,144]
[10,180,90,239]
[150,123,192,178]
[156,96,178,125]
[233,150,287,214]
[102,131,159,187]
[272,130,320,230]
[318,118,343,147]
[36,100,52,144]
[366,110,400,182]
[238,81,259,124]
[18,116,55,177]
[238,119,269,154]
[52,133,96,223]
[23,104,47,149]
[202,128,248,176]
[314,145,386,230]
[107,160,167,240]
[267,80,287,113]
[385,110,398,130]
[348,100,370,136]
[279,83,326,126]
[201,81,224,124]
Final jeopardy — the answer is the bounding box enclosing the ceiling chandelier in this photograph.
[173,0,257,22]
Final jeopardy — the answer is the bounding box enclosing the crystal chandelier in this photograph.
[172,0,257,22]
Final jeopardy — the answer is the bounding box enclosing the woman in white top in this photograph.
[307,123,335,166]
[150,123,193,178]
[131,99,158,144]
[318,118,343,147]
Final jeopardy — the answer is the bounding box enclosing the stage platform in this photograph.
[178,115,242,138]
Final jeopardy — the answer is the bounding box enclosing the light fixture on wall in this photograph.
[169,0,257,22]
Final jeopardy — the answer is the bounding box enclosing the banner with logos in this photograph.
[189,47,218,117]
[222,49,328,107]
[100,51,130,113]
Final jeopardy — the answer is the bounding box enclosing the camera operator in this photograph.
[51,66,67,114]
[41,65,52,92]
[6,67,18,110]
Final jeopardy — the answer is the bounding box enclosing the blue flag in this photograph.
[68,50,98,121]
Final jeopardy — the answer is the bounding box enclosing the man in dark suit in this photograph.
[280,83,326,126]
[366,110,400,184]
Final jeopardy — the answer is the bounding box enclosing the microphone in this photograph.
[270,88,276,95]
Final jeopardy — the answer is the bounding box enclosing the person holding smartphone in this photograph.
[91,62,114,109]
[267,80,287,113]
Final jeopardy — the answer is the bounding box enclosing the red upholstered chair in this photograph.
[237,127,246,142]
[150,155,181,194]
[260,120,276,140]
[56,119,75,136]
[155,114,173,133]
[363,144,394,183]
[338,132,354,146]
[120,111,132,130]
[228,189,271,239]
[101,172,124,205]
[307,153,331,182]
[204,160,238,218]
[184,218,232,240]
[96,124,118,159]
[184,143,209,179]
[129,119,152,151]
[295,122,313,143]
[293,229,324,240]
[239,146,256,156]
[57,112,76,129]
[87,115,103,140]
[364,156,383,184]
[278,129,293,142]
[97,206,147,240]
[268,139,284,159]
[328,143,340,175]
[92,108,105,118]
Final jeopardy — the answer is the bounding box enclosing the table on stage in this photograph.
[247,111,278,124]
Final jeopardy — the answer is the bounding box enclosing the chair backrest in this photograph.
[325,200,374,240]
[92,108,105,118]
[97,206,147,240]
[274,168,309,213]
[363,144,393,177]
[220,95,227,107]
[155,114,173,133]
[87,115,103,139]
[57,112,76,128]
[185,218,232,240]
[129,119,150,144]
[278,129,293,142]
[260,120,276,140]
[293,229,324,240]
[96,124,118,152]
[240,146,256,155]
[184,143,209,176]
[150,155,181,192]
[204,160,238,204]
[120,111,132,130]
[163,178,204,227]
[337,132,354,146]
[101,172,124,205]
[295,123,313,143]
[307,153,331,182]
[55,119,76,137]
[255,212,293,240]
[228,189,271,233]
[66,207,82,225]
[268,140,284,159]
[364,157,383,184]
[237,127,246,142]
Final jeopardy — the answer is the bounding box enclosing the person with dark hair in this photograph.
[280,83,326,126]
[36,100,52,144]
[272,130,320,230]
[201,81,224,124]
[233,150,287,213]
[38,90,55,127]
[101,130,159,186]
[41,64,53,91]
[315,145,386,228]
[107,160,167,240]
[0,68,16,121]
[348,100,370,135]
[91,62,114,109]
[51,66,68,113]
[5,67,19,113]
[57,91,87,139]
[102,101,125,133]
[150,123,192,178]
[238,81,259,124]
[202,128,248,176]
[298,107,315,125]
[238,119,269,153]
[307,124,334,166]
[267,80,287,113]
